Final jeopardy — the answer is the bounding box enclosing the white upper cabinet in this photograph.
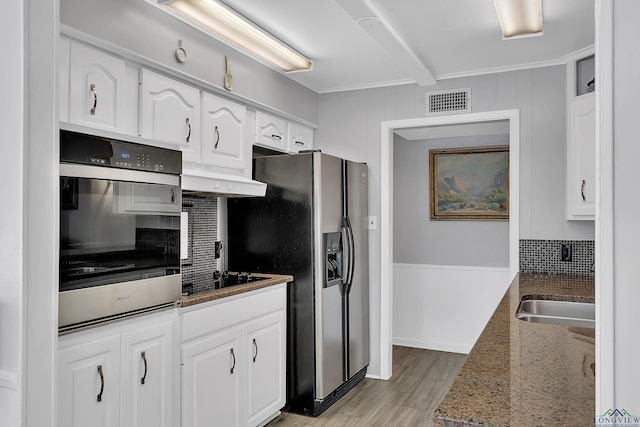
[288,122,314,153]
[201,92,247,171]
[255,111,288,152]
[67,41,127,132]
[140,69,201,162]
[565,48,596,220]
[567,93,596,219]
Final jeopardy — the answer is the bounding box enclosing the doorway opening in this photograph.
[378,110,520,379]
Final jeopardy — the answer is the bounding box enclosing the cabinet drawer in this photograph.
[255,111,288,152]
[181,285,286,343]
[288,122,314,153]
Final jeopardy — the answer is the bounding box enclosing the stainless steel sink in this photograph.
[516,299,595,329]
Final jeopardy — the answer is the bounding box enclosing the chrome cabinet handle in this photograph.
[214,125,220,149]
[90,84,97,115]
[581,179,586,202]
[294,140,304,146]
[140,351,148,385]
[230,348,236,374]
[270,134,282,140]
[170,188,175,203]
[97,365,104,402]
[186,118,191,143]
[253,338,258,363]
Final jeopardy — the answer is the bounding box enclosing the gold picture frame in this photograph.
[429,145,509,221]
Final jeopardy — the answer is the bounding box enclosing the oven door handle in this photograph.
[60,163,180,186]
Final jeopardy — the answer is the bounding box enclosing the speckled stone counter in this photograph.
[180,274,293,307]
[434,273,595,427]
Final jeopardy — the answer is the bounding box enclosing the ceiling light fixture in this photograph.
[493,0,543,39]
[155,0,312,72]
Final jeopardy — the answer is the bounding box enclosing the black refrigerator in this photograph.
[227,151,369,416]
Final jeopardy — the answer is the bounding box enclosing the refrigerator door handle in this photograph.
[347,217,356,290]
[343,216,356,294]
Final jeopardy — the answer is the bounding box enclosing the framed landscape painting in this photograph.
[429,145,509,221]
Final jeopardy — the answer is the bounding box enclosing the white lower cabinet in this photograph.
[58,335,121,427]
[182,329,243,427]
[58,311,177,427]
[245,312,286,426]
[181,284,287,427]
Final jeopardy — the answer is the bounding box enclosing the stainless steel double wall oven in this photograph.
[59,130,182,332]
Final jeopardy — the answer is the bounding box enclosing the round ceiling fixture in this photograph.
[356,16,382,29]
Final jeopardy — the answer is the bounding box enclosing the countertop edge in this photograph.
[180,274,294,307]
[433,272,595,427]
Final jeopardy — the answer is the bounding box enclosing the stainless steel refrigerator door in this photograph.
[346,161,370,378]
[314,153,345,400]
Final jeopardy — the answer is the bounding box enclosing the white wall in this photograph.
[317,65,593,376]
[393,133,510,267]
[0,1,24,424]
[601,0,640,414]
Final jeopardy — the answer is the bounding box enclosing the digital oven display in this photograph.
[114,147,132,160]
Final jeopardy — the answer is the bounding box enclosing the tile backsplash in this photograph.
[181,195,219,293]
[520,239,594,275]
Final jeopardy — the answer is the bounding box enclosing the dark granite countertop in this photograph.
[180,274,293,307]
[434,273,595,427]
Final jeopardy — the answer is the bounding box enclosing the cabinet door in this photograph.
[58,335,121,427]
[201,92,247,171]
[288,123,314,153]
[140,69,201,162]
[567,94,596,219]
[255,111,288,152]
[244,312,286,426]
[121,320,175,427]
[68,42,126,132]
[182,329,242,427]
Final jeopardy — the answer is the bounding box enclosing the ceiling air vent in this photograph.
[426,88,471,116]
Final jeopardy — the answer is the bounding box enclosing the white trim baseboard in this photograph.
[392,337,471,355]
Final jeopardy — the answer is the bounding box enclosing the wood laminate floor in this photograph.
[267,346,467,427]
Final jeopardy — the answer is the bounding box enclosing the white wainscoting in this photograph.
[393,264,511,354]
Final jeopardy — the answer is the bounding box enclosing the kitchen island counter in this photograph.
[434,273,595,426]
[180,274,293,307]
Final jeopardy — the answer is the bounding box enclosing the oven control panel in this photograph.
[61,130,182,174]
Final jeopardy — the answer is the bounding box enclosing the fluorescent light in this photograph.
[493,0,543,39]
[157,0,312,72]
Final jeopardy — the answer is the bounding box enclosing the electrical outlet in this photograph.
[214,241,222,259]
[561,243,572,262]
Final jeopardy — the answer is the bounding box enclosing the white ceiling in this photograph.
[220,0,595,94]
